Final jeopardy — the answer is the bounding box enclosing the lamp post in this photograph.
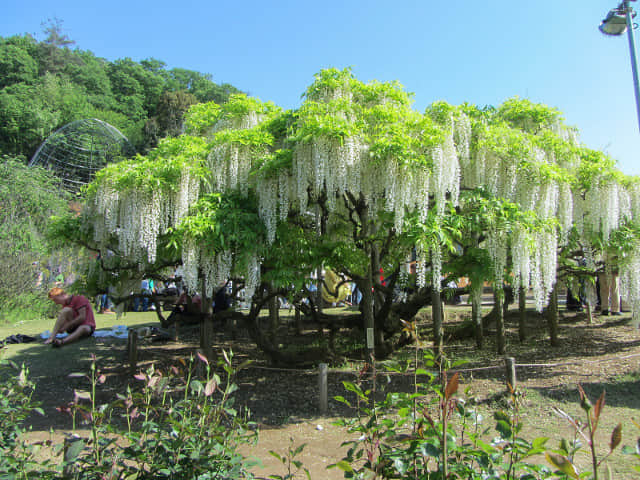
[600,1,640,131]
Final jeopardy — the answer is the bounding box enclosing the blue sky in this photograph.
[3,0,640,175]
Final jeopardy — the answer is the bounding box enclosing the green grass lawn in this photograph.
[0,311,162,351]
[0,311,166,394]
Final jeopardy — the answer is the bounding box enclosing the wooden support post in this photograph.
[224,315,237,340]
[168,320,178,341]
[318,363,328,414]
[127,329,138,375]
[505,356,516,391]
[295,306,303,335]
[586,302,593,325]
[201,317,214,363]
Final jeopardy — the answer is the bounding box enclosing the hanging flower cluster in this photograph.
[198,250,233,297]
[87,136,206,267]
[288,71,471,284]
[183,96,282,289]
[580,180,631,241]
[83,69,640,319]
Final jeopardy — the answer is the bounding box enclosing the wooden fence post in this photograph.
[200,317,215,363]
[505,356,516,391]
[127,329,138,375]
[169,321,178,341]
[318,363,328,414]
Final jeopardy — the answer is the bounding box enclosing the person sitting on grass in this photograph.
[44,287,96,347]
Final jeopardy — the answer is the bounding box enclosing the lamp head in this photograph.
[599,3,636,36]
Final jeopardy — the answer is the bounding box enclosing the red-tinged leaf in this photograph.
[577,384,586,401]
[197,351,209,365]
[546,452,580,479]
[150,377,161,390]
[593,390,606,422]
[610,423,622,451]
[74,390,91,402]
[444,372,459,400]
[79,410,93,422]
[170,366,179,375]
[134,373,146,381]
[577,384,592,412]
[204,378,217,396]
[97,374,106,384]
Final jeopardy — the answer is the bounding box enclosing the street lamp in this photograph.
[599,0,640,132]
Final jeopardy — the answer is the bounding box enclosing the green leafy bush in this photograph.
[1,346,639,479]
[0,351,258,479]
[0,359,58,478]
[331,350,553,479]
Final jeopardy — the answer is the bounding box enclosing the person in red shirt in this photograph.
[45,287,96,347]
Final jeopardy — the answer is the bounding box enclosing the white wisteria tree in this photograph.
[60,68,640,364]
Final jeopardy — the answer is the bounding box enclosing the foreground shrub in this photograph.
[546,386,622,480]
[331,350,552,479]
[0,359,58,479]
[65,351,258,479]
[1,346,638,479]
[0,351,258,479]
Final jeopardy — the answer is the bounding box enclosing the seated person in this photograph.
[45,287,96,347]
[165,286,230,324]
[213,285,230,313]
[166,291,202,324]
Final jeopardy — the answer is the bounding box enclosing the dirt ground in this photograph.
[5,304,640,479]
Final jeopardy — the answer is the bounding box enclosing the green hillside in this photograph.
[0,18,242,160]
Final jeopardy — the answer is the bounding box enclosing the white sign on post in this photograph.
[366,328,374,349]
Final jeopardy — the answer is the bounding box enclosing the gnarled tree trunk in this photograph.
[432,287,443,359]
[471,283,483,349]
[518,286,527,342]
[495,289,505,355]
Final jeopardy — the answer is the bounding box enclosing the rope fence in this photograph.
[239,352,640,414]
[125,330,640,415]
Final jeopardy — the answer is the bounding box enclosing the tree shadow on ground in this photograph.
[531,376,640,410]
[2,321,362,432]
[443,308,640,384]
[0,322,162,431]
[4,306,640,433]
